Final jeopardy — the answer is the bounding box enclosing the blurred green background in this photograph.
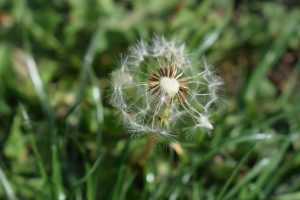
[1,0,300,199]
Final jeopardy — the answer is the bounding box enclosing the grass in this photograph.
[0,0,300,199]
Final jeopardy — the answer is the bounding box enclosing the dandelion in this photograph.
[110,35,222,140]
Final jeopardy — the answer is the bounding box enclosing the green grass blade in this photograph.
[112,164,126,200]
[216,145,256,200]
[72,155,103,187]
[51,145,65,200]
[20,105,48,181]
[264,151,300,196]
[223,158,270,200]
[273,192,300,200]
[244,22,297,102]
[248,133,296,200]
[0,166,15,200]
[277,60,300,107]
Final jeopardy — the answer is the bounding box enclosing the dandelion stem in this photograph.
[131,135,156,165]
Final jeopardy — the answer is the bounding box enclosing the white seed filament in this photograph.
[159,77,179,98]
[198,114,213,130]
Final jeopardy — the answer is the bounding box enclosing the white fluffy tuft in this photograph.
[110,35,222,141]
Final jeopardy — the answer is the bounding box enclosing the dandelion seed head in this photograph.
[110,35,222,141]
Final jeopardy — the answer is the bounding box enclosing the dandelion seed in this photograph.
[197,114,213,130]
[110,35,222,140]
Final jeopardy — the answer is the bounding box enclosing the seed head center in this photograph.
[159,77,179,98]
